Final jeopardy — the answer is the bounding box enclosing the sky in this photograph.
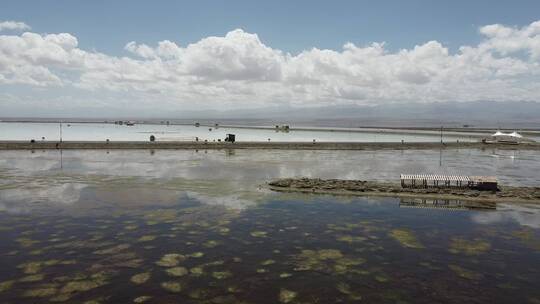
[1,0,540,117]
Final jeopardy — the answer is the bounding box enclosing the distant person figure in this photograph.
[42,137,45,141]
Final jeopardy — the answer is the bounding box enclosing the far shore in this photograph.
[1,140,540,150]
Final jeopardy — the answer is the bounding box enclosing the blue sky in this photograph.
[1,1,540,116]
[2,0,540,54]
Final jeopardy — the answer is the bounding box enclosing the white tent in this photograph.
[491,131,523,143]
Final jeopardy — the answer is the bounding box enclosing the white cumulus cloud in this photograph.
[0,20,31,32]
[1,21,540,112]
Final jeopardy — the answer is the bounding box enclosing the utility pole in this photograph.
[59,122,63,143]
[440,126,443,144]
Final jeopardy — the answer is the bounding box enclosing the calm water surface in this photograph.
[0,149,539,303]
[0,122,479,142]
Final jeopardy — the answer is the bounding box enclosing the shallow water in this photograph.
[0,149,539,303]
[0,122,479,142]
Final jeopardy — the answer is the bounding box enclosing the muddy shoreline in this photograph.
[1,140,540,150]
[267,178,540,204]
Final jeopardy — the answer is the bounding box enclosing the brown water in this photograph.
[0,149,539,303]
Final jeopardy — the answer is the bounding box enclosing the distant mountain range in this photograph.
[2,101,539,129]
[164,101,540,129]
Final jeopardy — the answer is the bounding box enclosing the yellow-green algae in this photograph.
[389,229,424,249]
[0,280,15,292]
[133,296,152,303]
[16,237,40,247]
[19,274,45,282]
[512,228,540,251]
[137,235,157,242]
[250,231,267,237]
[124,225,138,230]
[189,288,210,299]
[294,249,365,274]
[336,282,362,300]
[23,284,57,298]
[212,271,232,279]
[279,273,292,278]
[155,253,185,267]
[166,266,188,277]
[93,244,130,255]
[375,274,390,283]
[448,265,483,280]
[449,238,491,255]
[144,209,178,223]
[18,259,62,274]
[130,272,151,284]
[190,267,205,276]
[161,281,183,293]
[189,252,205,258]
[279,289,297,303]
[337,235,367,243]
[203,240,221,248]
[60,271,109,294]
[260,259,275,266]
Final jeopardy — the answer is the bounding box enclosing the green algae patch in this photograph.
[336,282,362,300]
[203,240,221,248]
[219,227,230,234]
[250,231,267,238]
[279,273,292,278]
[133,296,152,303]
[23,284,57,298]
[166,267,188,277]
[137,235,157,242]
[294,249,365,274]
[389,229,424,249]
[337,235,367,243]
[449,265,483,280]
[190,267,205,276]
[449,238,491,255]
[144,209,179,223]
[61,278,106,293]
[279,289,297,303]
[189,252,205,258]
[189,288,210,299]
[212,271,232,280]
[0,280,15,292]
[512,228,540,251]
[16,237,39,247]
[51,271,111,301]
[161,281,183,293]
[256,268,268,273]
[261,259,275,266]
[18,259,61,274]
[375,274,390,283]
[19,274,45,282]
[93,244,130,255]
[124,225,138,230]
[156,253,185,267]
[130,272,151,284]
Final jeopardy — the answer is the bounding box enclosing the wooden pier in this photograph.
[400,174,498,191]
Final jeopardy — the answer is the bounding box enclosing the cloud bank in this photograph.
[0,20,31,32]
[1,20,540,114]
